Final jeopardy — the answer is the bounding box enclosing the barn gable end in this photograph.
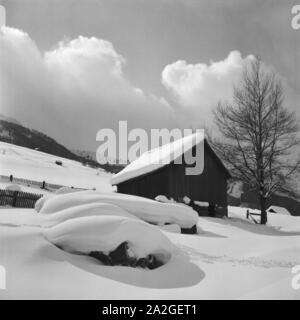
[112,134,230,216]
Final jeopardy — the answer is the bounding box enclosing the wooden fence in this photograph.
[0,189,43,208]
[0,175,64,190]
[246,209,261,224]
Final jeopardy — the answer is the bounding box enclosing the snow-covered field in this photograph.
[0,202,299,299]
[0,142,299,299]
[229,206,300,233]
[0,141,114,192]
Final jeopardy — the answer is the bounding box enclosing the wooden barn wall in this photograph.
[167,144,228,206]
[117,165,169,199]
[117,143,228,207]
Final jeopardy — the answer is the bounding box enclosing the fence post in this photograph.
[12,191,18,207]
[246,209,249,219]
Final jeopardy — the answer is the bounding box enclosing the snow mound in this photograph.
[35,194,53,212]
[155,195,175,203]
[42,202,138,227]
[155,194,193,209]
[55,187,83,195]
[158,224,181,233]
[183,196,191,205]
[39,190,199,229]
[5,184,21,192]
[194,201,209,207]
[111,132,204,185]
[43,215,174,266]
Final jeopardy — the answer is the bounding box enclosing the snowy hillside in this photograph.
[0,141,114,192]
[0,119,79,160]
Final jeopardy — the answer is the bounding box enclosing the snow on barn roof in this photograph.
[111,132,204,185]
[267,206,291,215]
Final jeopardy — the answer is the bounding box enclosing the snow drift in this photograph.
[36,190,196,269]
[33,188,198,270]
[1,205,300,297]
[41,202,139,227]
[38,190,199,229]
[35,194,53,212]
[5,184,21,192]
[44,215,175,268]
[55,186,83,195]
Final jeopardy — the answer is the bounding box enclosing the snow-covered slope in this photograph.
[0,141,114,192]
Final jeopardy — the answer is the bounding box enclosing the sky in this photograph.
[0,0,299,152]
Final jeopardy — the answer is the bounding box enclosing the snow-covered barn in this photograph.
[111,133,231,216]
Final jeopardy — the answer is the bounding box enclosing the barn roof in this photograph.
[111,132,230,185]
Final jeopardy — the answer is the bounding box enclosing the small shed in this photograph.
[111,133,231,216]
[267,206,291,215]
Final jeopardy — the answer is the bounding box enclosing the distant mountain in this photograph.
[0,114,22,126]
[0,119,79,160]
[72,149,125,173]
[0,119,123,173]
[72,149,128,166]
[72,149,96,161]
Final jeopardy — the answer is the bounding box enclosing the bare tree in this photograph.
[212,58,300,224]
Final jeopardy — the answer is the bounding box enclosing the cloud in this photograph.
[1,26,297,153]
[161,51,255,126]
[0,5,5,27]
[0,27,177,150]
